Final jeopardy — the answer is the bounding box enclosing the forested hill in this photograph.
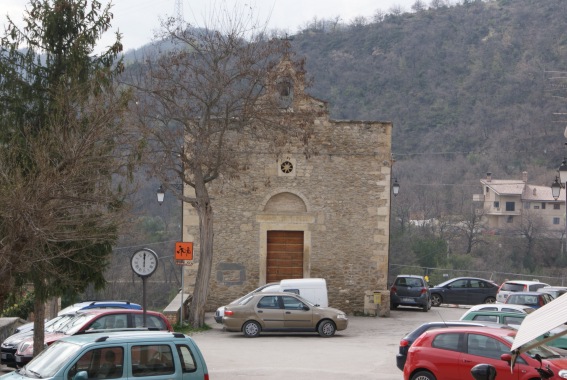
[288,0,567,186]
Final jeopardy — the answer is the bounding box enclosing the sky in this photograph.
[2,0,417,53]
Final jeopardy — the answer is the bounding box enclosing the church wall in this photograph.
[199,119,393,314]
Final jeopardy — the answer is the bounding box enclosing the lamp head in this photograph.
[551,176,562,200]
[157,185,165,205]
[392,178,400,197]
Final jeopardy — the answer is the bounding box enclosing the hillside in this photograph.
[289,0,567,189]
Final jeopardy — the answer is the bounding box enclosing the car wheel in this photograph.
[242,321,261,337]
[484,296,496,304]
[411,370,437,380]
[317,320,336,337]
[430,294,442,307]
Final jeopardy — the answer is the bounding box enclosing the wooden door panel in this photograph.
[267,231,304,282]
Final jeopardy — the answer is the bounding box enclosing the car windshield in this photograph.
[501,283,526,292]
[238,295,255,305]
[47,315,76,333]
[502,336,562,359]
[293,293,315,306]
[23,340,82,378]
[229,283,279,305]
[60,314,93,335]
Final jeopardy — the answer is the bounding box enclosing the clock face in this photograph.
[131,249,158,277]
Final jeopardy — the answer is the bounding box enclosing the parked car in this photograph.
[0,331,208,380]
[460,303,535,320]
[429,277,499,307]
[13,308,172,367]
[496,280,549,303]
[460,310,527,326]
[403,326,567,380]
[13,300,142,335]
[396,321,513,371]
[1,312,82,368]
[538,286,567,299]
[215,278,328,324]
[460,309,567,350]
[504,291,554,309]
[390,275,431,312]
[222,292,348,337]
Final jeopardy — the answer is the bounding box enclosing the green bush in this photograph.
[1,292,34,319]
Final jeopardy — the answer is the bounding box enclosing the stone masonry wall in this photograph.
[199,118,392,314]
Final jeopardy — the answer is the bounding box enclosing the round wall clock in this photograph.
[131,248,158,277]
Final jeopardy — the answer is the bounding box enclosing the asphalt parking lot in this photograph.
[192,306,466,379]
[0,306,467,379]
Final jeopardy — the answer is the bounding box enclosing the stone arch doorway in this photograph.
[257,191,315,283]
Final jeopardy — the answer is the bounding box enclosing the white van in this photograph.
[214,278,328,323]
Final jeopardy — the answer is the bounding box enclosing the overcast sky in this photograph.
[2,0,417,53]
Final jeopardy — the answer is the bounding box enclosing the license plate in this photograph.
[402,298,414,302]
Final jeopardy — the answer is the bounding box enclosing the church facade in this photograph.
[181,56,393,314]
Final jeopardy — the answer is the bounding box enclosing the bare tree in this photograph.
[412,0,428,12]
[126,10,314,327]
[454,207,486,254]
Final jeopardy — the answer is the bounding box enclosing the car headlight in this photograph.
[337,313,348,320]
[17,342,32,355]
[558,369,567,378]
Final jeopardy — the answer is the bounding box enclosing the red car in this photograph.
[403,326,567,380]
[14,308,172,367]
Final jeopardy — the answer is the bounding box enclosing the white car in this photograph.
[460,303,535,320]
[496,280,549,303]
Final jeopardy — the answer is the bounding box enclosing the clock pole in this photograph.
[131,248,159,327]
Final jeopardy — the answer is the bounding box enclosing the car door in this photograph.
[445,279,469,304]
[466,279,491,304]
[282,295,313,329]
[254,295,284,329]
[458,333,523,380]
[66,346,125,380]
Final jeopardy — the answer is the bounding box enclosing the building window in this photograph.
[493,201,499,208]
[524,202,531,209]
[533,205,539,210]
[507,216,513,223]
[485,187,489,194]
[555,204,561,210]
[505,202,515,212]
[542,203,546,209]
[554,217,561,225]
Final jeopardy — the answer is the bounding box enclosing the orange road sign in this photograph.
[175,242,193,261]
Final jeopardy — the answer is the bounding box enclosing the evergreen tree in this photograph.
[0,0,135,355]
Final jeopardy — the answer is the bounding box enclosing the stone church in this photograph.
[180,54,393,314]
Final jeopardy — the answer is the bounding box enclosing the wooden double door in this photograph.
[266,231,304,282]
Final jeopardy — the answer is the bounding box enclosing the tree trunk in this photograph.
[32,296,46,357]
[188,199,214,328]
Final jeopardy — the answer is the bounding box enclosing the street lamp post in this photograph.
[157,184,185,326]
[387,178,400,287]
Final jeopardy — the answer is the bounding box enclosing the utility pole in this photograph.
[174,0,184,28]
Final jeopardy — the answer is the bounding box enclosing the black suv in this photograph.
[390,275,431,312]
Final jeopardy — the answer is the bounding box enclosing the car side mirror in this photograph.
[470,364,497,380]
[73,371,89,380]
[303,305,310,311]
